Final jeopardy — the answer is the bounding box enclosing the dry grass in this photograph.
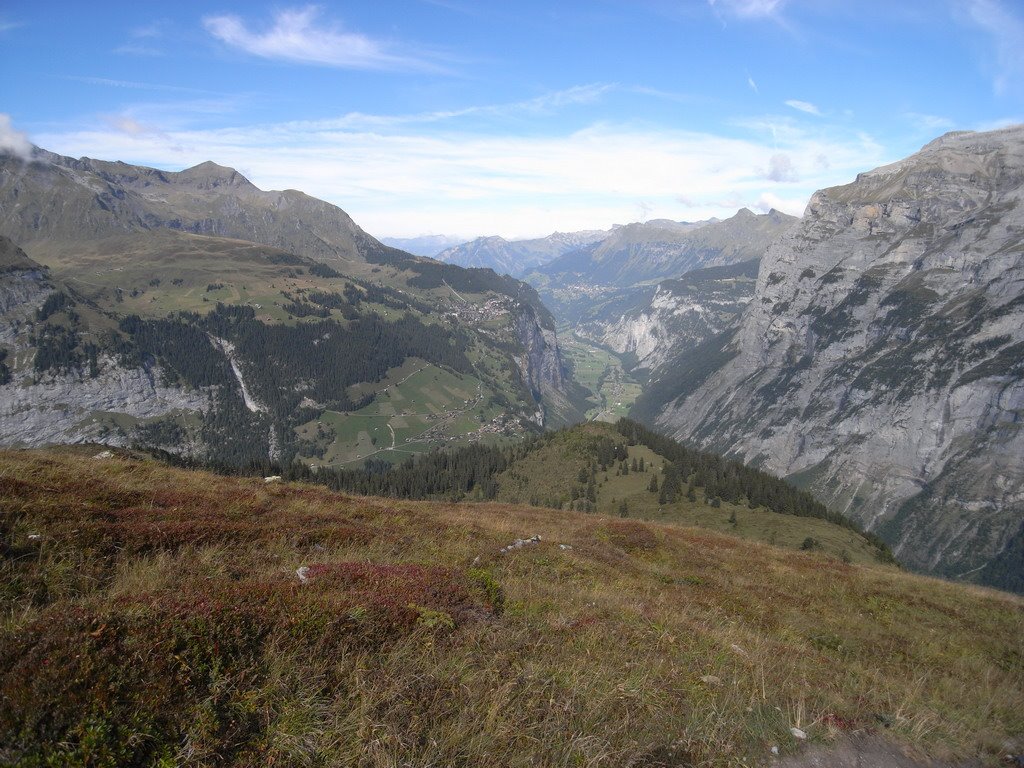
[1,447,1021,767]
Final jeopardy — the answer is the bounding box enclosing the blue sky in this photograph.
[1,0,1022,239]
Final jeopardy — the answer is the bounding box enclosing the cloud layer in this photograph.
[31,100,890,238]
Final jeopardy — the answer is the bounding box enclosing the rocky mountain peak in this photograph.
[0,235,39,272]
[173,160,257,191]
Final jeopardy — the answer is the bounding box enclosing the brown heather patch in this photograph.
[603,519,662,553]
[0,448,1022,767]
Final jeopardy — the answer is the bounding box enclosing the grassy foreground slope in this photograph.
[1,448,1022,767]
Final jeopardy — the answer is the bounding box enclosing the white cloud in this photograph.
[0,114,32,159]
[784,99,821,116]
[34,105,894,238]
[108,117,151,136]
[973,116,1024,131]
[203,6,446,72]
[708,0,786,19]
[960,0,1024,94]
[755,192,806,216]
[765,153,797,182]
[747,75,759,93]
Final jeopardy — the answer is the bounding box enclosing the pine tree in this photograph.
[619,500,629,518]
[648,474,659,493]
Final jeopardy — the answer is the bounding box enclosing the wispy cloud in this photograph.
[64,76,214,95]
[708,0,787,19]
[115,18,169,56]
[785,99,821,116]
[0,17,23,33]
[747,74,759,93]
[203,6,448,73]
[278,83,615,132]
[959,0,1024,94]
[0,114,33,159]
[903,112,955,132]
[114,44,164,56]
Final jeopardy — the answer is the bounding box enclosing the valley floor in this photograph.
[559,331,643,421]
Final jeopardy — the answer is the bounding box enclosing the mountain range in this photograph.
[0,146,586,467]
[436,229,609,276]
[2,127,1022,593]
[379,234,466,257]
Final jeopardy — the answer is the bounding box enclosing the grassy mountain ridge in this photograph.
[1,447,1021,766]
[0,148,583,462]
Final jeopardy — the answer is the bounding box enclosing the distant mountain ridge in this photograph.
[436,229,609,276]
[530,209,796,375]
[379,234,466,257]
[537,208,795,288]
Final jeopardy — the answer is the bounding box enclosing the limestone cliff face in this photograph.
[578,259,759,372]
[512,303,576,426]
[655,127,1024,588]
[0,251,211,449]
[0,356,211,448]
[0,267,50,344]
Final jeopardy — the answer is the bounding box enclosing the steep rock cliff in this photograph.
[512,302,581,425]
[578,259,759,371]
[655,127,1024,589]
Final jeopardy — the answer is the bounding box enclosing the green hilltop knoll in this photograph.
[267,419,893,566]
[1,446,1021,766]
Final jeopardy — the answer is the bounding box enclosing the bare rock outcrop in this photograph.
[655,126,1024,589]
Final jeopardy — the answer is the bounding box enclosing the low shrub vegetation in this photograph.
[1,447,1021,766]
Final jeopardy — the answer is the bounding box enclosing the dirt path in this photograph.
[775,735,986,768]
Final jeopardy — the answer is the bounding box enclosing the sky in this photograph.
[1,1,1022,240]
